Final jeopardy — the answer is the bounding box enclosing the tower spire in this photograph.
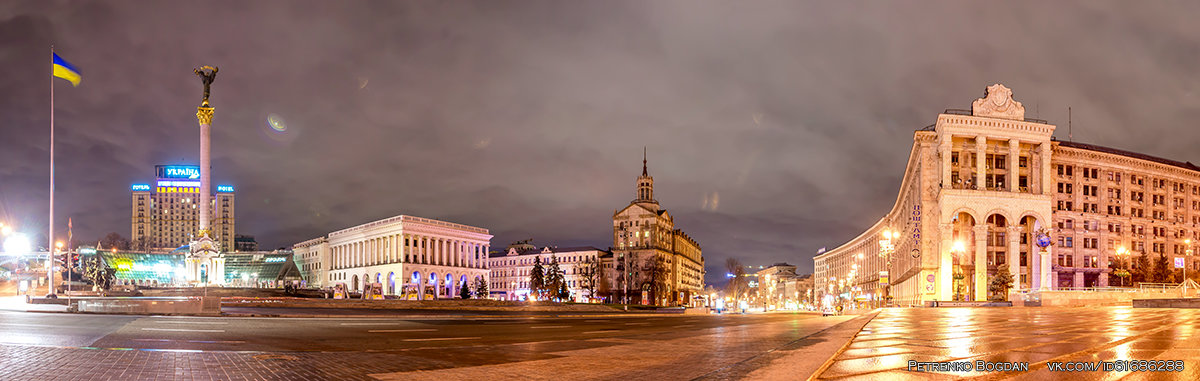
[642,146,647,176]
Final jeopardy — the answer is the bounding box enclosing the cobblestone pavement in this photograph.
[816,307,1200,380]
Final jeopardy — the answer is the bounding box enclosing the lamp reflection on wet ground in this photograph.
[817,307,1200,380]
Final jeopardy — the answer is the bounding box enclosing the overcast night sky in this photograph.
[4,1,1200,285]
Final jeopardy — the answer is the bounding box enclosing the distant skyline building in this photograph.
[604,151,705,306]
[292,214,492,299]
[130,164,235,251]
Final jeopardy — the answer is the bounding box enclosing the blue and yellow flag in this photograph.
[52,53,81,86]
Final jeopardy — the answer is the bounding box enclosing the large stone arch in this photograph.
[946,207,980,224]
[981,209,1014,225]
[1016,211,1049,228]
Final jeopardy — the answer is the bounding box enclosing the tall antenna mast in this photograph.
[1068,107,1073,142]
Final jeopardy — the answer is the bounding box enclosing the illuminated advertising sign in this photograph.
[131,184,151,191]
[156,165,201,180]
[157,180,201,187]
[217,185,234,192]
[264,257,286,263]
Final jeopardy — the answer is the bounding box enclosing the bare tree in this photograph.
[578,256,599,301]
[725,257,746,300]
[644,255,671,306]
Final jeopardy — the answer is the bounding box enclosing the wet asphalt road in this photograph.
[0,310,829,352]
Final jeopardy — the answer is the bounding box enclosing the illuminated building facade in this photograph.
[605,153,705,306]
[814,84,1200,307]
[294,214,492,299]
[487,243,608,302]
[131,165,235,251]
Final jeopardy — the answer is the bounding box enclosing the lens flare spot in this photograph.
[267,113,287,132]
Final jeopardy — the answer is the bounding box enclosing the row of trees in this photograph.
[459,276,490,299]
[1113,252,1193,285]
[525,255,600,302]
[609,253,673,305]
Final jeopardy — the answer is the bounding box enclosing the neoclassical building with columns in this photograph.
[293,215,492,299]
[815,84,1200,306]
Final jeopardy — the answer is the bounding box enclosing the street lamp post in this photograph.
[879,229,900,307]
[951,240,967,301]
[1185,239,1191,296]
[1115,246,1129,287]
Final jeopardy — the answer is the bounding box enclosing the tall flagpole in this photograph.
[48,45,57,298]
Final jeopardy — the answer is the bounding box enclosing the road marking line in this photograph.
[368,329,438,333]
[141,328,225,333]
[583,330,619,334]
[624,322,650,325]
[154,321,227,325]
[188,340,246,344]
[401,337,480,342]
[340,322,403,326]
[529,326,570,329]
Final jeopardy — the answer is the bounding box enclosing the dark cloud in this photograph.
[3,1,1200,284]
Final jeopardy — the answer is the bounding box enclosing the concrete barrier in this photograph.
[76,297,220,315]
[1031,290,1187,307]
[1132,298,1200,308]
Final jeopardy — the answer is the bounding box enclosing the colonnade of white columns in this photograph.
[329,233,490,271]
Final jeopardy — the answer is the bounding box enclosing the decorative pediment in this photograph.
[971,84,1025,121]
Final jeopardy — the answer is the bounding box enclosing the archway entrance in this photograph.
[951,212,977,301]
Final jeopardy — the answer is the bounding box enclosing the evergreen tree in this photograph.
[546,255,564,301]
[1133,254,1153,283]
[1153,253,1172,283]
[557,281,570,301]
[460,280,471,299]
[988,266,1014,301]
[473,276,489,299]
[529,256,545,300]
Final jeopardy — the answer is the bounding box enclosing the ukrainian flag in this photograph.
[52,53,81,86]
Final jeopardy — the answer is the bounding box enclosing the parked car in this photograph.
[822,306,836,316]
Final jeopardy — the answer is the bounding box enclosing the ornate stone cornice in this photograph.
[196,106,214,126]
[972,84,1025,121]
[1054,145,1200,181]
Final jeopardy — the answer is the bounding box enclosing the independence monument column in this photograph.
[186,66,225,285]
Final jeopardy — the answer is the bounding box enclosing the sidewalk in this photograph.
[0,295,68,313]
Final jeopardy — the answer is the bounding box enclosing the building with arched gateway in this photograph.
[815,84,1200,307]
[293,215,491,299]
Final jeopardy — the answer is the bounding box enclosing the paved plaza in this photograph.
[4,306,1200,380]
[0,310,858,380]
[817,307,1200,380]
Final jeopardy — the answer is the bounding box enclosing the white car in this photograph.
[822,306,836,316]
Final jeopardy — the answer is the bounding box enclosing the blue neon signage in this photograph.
[131,184,151,191]
[156,165,201,179]
[217,185,234,192]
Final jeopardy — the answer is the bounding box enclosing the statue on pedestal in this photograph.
[193,65,219,106]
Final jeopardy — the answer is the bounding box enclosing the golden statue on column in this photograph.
[187,65,225,285]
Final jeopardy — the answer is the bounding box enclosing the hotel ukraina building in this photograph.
[293,215,491,299]
[815,84,1200,306]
